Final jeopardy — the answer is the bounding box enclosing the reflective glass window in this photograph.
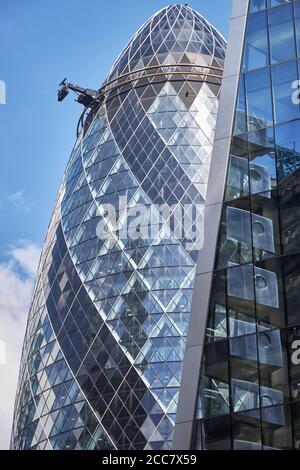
[251,190,281,262]
[258,329,290,407]
[230,334,260,413]
[254,257,285,328]
[249,0,266,13]
[268,0,293,7]
[268,4,296,64]
[242,11,269,72]
[233,76,247,136]
[198,341,230,419]
[294,0,300,57]
[225,135,249,201]
[272,60,299,124]
[275,119,300,184]
[217,199,252,269]
[248,126,277,193]
[227,264,257,338]
[245,68,273,130]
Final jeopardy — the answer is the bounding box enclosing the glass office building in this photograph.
[174,0,300,451]
[11,5,226,450]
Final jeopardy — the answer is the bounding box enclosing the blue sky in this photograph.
[0,0,233,449]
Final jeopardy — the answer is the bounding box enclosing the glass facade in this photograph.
[193,0,300,451]
[11,5,226,450]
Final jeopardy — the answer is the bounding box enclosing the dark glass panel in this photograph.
[283,251,300,326]
[201,415,231,450]
[232,410,262,450]
[292,401,300,448]
[268,4,296,64]
[193,421,202,450]
[279,184,300,254]
[205,270,227,343]
[242,11,269,72]
[287,326,300,401]
[261,404,293,449]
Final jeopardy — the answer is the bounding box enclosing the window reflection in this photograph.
[268,0,293,8]
[295,0,300,57]
[227,264,255,302]
[205,270,227,342]
[233,77,247,136]
[245,68,273,130]
[268,4,296,64]
[197,342,230,420]
[249,0,266,13]
[255,258,284,327]
[225,135,249,200]
[251,191,281,261]
[249,127,277,193]
[272,60,299,124]
[217,197,279,269]
[198,374,230,419]
[226,154,249,201]
[259,329,290,409]
[217,200,252,268]
[226,129,277,202]
[275,120,300,184]
[242,12,269,72]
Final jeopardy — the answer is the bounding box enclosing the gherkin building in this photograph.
[11,4,226,450]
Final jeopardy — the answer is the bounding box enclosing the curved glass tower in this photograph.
[11,4,225,450]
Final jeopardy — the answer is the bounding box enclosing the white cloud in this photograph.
[10,243,41,277]
[0,242,41,449]
[7,190,30,213]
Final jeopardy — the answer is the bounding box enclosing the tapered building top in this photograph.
[106,4,226,82]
